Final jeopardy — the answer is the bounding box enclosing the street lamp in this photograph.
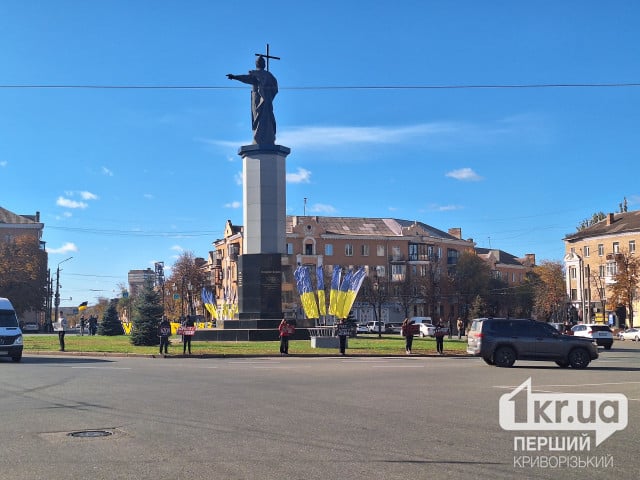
[53,256,73,332]
[187,282,194,316]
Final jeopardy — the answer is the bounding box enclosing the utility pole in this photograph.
[54,257,73,329]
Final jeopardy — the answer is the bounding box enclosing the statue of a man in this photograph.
[227,55,278,145]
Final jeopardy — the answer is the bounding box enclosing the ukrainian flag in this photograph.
[294,266,319,319]
[335,269,354,319]
[201,288,218,320]
[339,267,367,319]
[78,301,88,311]
[328,265,342,316]
[316,264,326,316]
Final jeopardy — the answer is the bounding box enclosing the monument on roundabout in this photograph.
[222,47,290,334]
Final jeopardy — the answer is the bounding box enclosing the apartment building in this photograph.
[208,216,532,324]
[564,210,640,325]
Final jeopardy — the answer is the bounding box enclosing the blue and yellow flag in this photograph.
[335,269,354,319]
[328,265,342,316]
[316,264,326,316]
[201,288,218,320]
[295,266,319,319]
[78,301,88,311]
[339,267,367,319]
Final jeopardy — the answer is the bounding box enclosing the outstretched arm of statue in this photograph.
[226,73,257,86]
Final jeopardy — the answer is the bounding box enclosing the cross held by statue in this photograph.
[255,43,280,71]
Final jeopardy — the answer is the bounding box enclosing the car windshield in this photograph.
[0,310,19,328]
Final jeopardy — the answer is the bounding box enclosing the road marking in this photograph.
[494,381,640,389]
[71,366,131,370]
[372,364,424,368]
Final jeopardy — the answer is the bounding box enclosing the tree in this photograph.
[576,212,605,231]
[130,280,164,346]
[0,236,48,315]
[531,261,566,321]
[98,299,125,336]
[165,252,207,320]
[358,274,389,337]
[609,252,639,328]
[468,295,488,319]
[453,251,491,320]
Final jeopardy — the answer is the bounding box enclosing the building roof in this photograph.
[0,206,40,225]
[564,210,640,242]
[287,216,461,240]
[476,248,528,267]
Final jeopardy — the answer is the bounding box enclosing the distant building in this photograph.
[206,216,536,324]
[0,206,47,325]
[564,210,640,326]
[127,268,156,299]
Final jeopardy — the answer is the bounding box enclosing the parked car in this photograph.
[417,323,436,337]
[617,327,640,341]
[387,322,403,334]
[21,321,40,333]
[467,317,599,369]
[571,324,614,349]
[366,321,389,333]
[356,324,369,334]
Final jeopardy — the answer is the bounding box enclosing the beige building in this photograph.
[207,216,535,324]
[564,210,640,326]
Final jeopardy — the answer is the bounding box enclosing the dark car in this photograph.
[467,318,599,369]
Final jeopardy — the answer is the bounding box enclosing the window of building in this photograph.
[570,247,575,254]
[570,267,577,279]
[419,265,429,276]
[345,244,353,256]
[570,289,577,301]
[613,242,620,253]
[583,246,590,257]
[630,240,636,254]
[391,264,406,281]
[361,244,369,256]
[599,265,605,277]
[391,246,401,259]
[304,243,313,255]
[606,262,617,277]
[325,244,333,256]
[286,243,294,255]
[447,249,459,265]
[376,245,385,256]
[374,265,386,277]
[598,244,604,256]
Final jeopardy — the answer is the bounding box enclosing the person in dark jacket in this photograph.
[158,316,171,355]
[402,318,416,355]
[435,320,447,355]
[182,315,195,355]
[278,318,292,355]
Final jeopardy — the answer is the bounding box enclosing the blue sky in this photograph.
[1,1,639,306]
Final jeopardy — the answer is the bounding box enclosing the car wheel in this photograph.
[604,344,612,350]
[493,347,516,368]
[483,356,494,365]
[568,348,590,369]
[555,360,569,368]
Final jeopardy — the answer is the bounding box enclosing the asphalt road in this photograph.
[1,342,639,480]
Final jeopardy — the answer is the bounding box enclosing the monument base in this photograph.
[235,253,282,327]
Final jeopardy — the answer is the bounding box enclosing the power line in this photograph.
[0,82,639,90]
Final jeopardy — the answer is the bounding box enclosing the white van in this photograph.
[409,316,435,337]
[0,298,23,362]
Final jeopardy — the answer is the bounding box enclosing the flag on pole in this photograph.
[328,265,342,316]
[335,269,354,319]
[294,266,319,319]
[78,301,88,311]
[316,264,326,316]
[339,267,367,319]
[201,288,218,320]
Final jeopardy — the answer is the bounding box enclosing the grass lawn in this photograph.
[23,333,469,356]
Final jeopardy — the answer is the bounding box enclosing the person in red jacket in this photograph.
[278,319,292,355]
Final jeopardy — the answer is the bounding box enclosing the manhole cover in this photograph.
[67,430,113,438]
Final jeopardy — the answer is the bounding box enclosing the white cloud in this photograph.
[225,201,242,209]
[102,166,114,176]
[434,204,464,211]
[286,168,311,184]
[48,242,78,254]
[309,203,337,214]
[57,197,88,209]
[234,171,243,186]
[445,168,483,181]
[79,191,98,200]
[144,193,154,199]
[0,161,7,167]
[170,245,184,252]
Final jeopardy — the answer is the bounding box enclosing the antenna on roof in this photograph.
[304,197,307,216]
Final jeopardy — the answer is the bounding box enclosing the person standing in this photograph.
[435,320,446,355]
[278,318,291,355]
[182,315,195,355]
[402,318,415,355]
[55,312,68,351]
[336,319,349,356]
[158,316,171,356]
[456,317,464,339]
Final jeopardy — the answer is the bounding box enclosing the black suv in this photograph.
[467,318,599,369]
